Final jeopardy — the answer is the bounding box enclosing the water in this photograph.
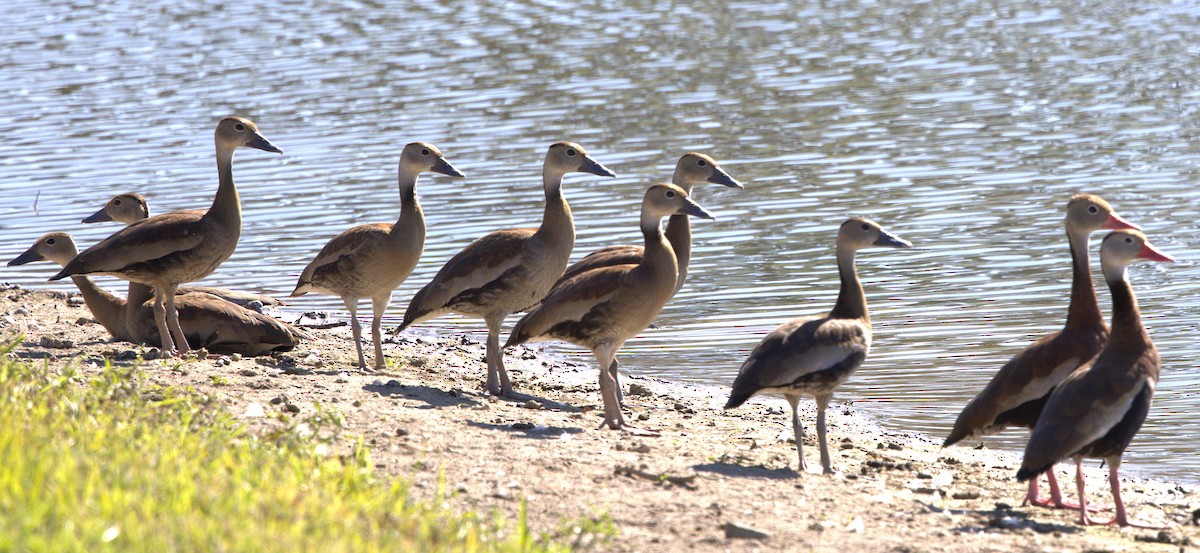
[1,0,1198,481]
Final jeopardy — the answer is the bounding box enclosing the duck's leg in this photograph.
[343,297,368,371]
[152,285,178,355]
[815,394,835,475]
[370,295,389,372]
[609,357,624,407]
[786,394,806,473]
[163,285,191,354]
[595,343,657,436]
[484,313,526,398]
[1075,457,1099,526]
[1104,457,1166,528]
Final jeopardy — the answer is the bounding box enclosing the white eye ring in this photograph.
[234,123,246,131]
[665,190,676,198]
[421,148,430,156]
[1088,205,1099,214]
[566,148,577,157]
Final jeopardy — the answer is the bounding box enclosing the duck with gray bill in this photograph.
[291,142,464,372]
[50,117,281,357]
[506,183,714,435]
[397,141,614,398]
[83,192,286,309]
[725,218,911,474]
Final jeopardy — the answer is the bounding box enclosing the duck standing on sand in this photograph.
[725,218,911,474]
[397,142,614,397]
[291,142,465,372]
[944,194,1138,509]
[505,183,715,435]
[1017,230,1172,527]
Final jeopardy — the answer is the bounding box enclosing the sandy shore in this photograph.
[2,284,1196,552]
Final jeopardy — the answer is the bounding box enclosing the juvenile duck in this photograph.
[398,142,614,397]
[51,117,282,355]
[506,183,714,435]
[291,143,464,372]
[11,232,306,355]
[84,192,285,308]
[725,218,911,474]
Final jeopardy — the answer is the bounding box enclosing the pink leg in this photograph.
[1075,458,1101,525]
[1105,461,1167,529]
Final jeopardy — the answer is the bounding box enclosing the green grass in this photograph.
[0,339,611,552]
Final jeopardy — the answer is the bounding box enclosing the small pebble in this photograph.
[239,368,259,377]
[522,400,542,410]
[283,403,301,414]
[511,422,535,430]
[628,383,652,396]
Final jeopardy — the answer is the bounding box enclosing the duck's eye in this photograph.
[566,148,577,157]
[1124,236,1134,244]
[1088,205,1099,214]
[421,148,430,156]
[234,123,246,131]
[665,190,676,198]
[697,159,707,167]
[46,238,56,245]
[113,199,121,206]
[861,223,870,231]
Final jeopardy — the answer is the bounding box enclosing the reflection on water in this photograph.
[1,0,1197,480]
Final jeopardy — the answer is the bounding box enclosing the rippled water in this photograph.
[2,0,1198,481]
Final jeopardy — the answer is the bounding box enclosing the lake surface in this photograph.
[2,0,1198,481]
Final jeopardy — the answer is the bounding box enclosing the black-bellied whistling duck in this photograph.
[290,142,464,372]
[1017,229,1172,527]
[505,183,714,435]
[398,142,614,397]
[945,194,1138,509]
[50,117,281,356]
[725,218,911,474]
[83,192,285,309]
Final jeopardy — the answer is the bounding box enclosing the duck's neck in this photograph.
[829,247,868,321]
[68,275,128,338]
[1104,266,1150,347]
[392,169,425,243]
[663,181,694,291]
[640,211,679,291]
[1064,229,1106,331]
[209,146,242,229]
[534,167,573,247]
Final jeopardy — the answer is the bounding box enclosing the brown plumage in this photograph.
[1017,230,1172,527]
[506,183,715,434]
[290,142,464,371]
[725,218,911,474]
[50,117,282,355]
[945,194,1139,508]
[398,141,614,397]
[10,233,306,356]
[83,192,285,308]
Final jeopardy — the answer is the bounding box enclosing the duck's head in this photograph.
[400,141,465,178]
[642,183,715,221]
[216,117,282,154]
[673,152,743,190]
[8,232,79,268]
[1066,193,1139,234]
[1099,229,1173,282]
[545,141,616,179]
[83,193,148,225]
[839,217,912,252]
